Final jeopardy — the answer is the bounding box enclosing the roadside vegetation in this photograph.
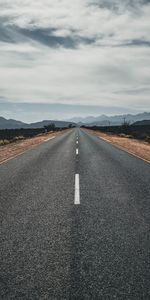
[0,127,71,164]
[82,123,150,144]
[0,123,72,147]
[83,124,150,162]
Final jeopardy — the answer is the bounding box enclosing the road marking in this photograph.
[74,174,80,205]
[44,136,55,142]
[0,150,34,166]
[96,135,150,164]
[0,136,56,165]
[76,140,78,144]
[82,128,150,164]
[76,148,79,155]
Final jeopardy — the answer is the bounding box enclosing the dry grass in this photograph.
[0,130,66,164]
[85,129,150,162]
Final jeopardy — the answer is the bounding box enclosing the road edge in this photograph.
[0,130,70,166]
[83,129,150,164]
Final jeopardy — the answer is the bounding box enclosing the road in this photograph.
[0,128,150,299]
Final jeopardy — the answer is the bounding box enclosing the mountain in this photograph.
[1,112,150,129]
[133,120,150,125]
[0,117,76,129]
[0,117,26,129]
[27,120,76,129]
[67,116,102,124]
[69,112,150,126]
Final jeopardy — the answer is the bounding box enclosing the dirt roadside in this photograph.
[84,129,150,163]
[0,130,68,164]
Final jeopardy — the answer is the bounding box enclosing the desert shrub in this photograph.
[1,139,10,145]
[119,133,127,138]
[44,123,55,132]
[145,136,150,144]
[0,140,4,146]
[4,139,10,144]
[13,136,24,142]
[126,135,134,139]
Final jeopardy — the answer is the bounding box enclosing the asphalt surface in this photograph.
[0,128,150,300]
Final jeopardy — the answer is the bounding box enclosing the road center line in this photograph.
[74,174,80,205]
[76,148,79,155]
[76,140,78,144]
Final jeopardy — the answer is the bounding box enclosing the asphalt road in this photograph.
[0,128,150,300]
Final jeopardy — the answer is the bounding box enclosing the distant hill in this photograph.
[68,116,99,124]
[26,120,76,129]
[133,120,150,126]
[0,117,76,129]
[69,112,150,126]
[1,113,150,129]
[0,117,26,129]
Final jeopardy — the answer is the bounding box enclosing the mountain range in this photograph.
[0,112,150,129]
[0,117,75,129]
[68,112,150,126]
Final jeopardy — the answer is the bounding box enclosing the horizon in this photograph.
[0,109,150,124]
[0,101,148,123]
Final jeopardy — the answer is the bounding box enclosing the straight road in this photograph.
[0,128,150,299]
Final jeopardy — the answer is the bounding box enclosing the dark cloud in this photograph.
[0,18,27,44]
[0,0,149,114]
[0,1,150,48]
[89,0,150,12]
[142,0,150,4]
[0,17,95,48]
[2,21,149,50]
[122,39,150,47]
[18,27,76,48]
[0,23,15,43]
[109,39,150,48]
[17,27,95,48]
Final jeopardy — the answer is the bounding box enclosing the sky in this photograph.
[0,0,150,122]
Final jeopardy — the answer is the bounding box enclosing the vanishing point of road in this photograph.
[0,129,150,299]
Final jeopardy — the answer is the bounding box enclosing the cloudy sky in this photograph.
[0,0,150,122]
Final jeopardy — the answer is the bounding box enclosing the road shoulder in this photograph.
[83,129,150,163]
[0,130,67,165]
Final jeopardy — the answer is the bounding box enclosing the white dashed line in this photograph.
[76,140,78,144]
[44,136,56,142]
[74,174,80,205]
[76,148,79,155]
